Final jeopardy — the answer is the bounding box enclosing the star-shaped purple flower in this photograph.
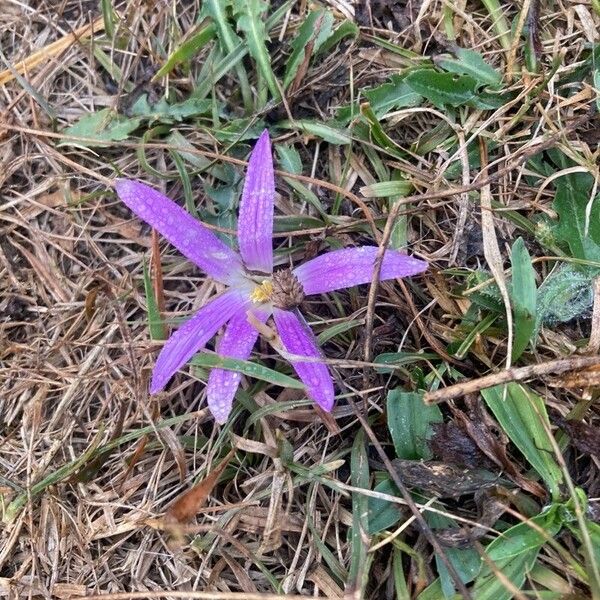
[115,130,427,423]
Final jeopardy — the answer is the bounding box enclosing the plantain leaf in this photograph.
[404,69,477,109]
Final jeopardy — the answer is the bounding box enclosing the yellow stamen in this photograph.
[250,280,273,304]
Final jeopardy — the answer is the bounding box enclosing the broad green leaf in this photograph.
[365,74,423,116]
[59,108,141,148]
[142,259,166,341]
[387,389,443,460]
[349,430,372,593]
[436,48,502,87]
[278,119,352,144]
[473,508,563,600]
[473,550,538,600]
[233,0,281,101]
[404,70,477,109]
[283,9,334,88]
[487,507,562,562]
[481,383,563,498]
[155,22,217,77]
[553,171,600,262]
[366,478,402,534]
[510,238,537,360]
[190,353,305,389]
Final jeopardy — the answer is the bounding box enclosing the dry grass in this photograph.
[1,0,599,598]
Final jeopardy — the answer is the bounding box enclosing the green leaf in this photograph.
[594,68,600,110]
[436,48,502,87]
[142,259,166,341]
[129,94,213,122]
[488,507,562,562]
[278,119,352,144]
[360,180,412,198]
[553,171,600,262]
[59,108,141,148]
[473,550,539,600]
[387,389,443,460]
[349,430,372,593]
[365,74,423,116]
[481,383,563,498]
[404,70,477,109]
[233,0,281,101]
[283,10,334,89]
[316,20,358,56]
[190,353,305,389]
[366,478,402,534]
[155,22,217,78]
[201,0,253,111]
[473,508,563,600]
[510,238,537,360]
[536,263,595,331]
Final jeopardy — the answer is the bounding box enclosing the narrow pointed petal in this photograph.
[294,246,427,295]
[206,309,268,424]
[150,290,248,394]
[115,179,242,284]
[238,129,275,274]
[273,308,334,412]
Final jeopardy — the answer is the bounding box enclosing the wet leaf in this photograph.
[387,389,443,460]
[481,384,563,499]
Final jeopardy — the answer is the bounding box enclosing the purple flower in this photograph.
[115,130,427,423]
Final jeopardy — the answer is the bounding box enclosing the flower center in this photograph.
[250,280,274,304]
[249,269,305,309]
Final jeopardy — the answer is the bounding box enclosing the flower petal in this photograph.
[150,290,248,394]
[273,308,334,412]
[294,246,428,295]
[115,179,242,284]
[238,129,275,274]
[206,309,268,424]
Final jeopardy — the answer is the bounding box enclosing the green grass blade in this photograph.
[142,258,166,341]
[190,353,305,389]
[510,237,537,360]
